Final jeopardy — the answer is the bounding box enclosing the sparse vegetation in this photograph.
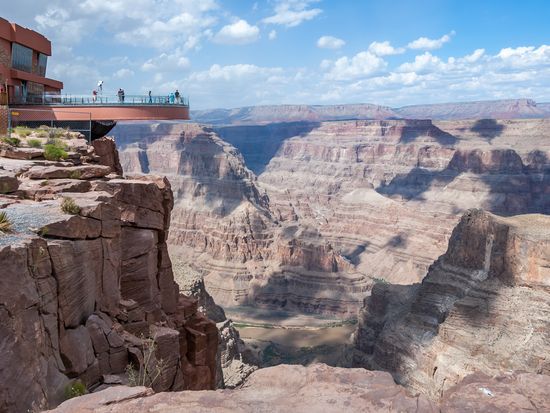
[44,139,68,161]
[1,136,21,147]
[373,277,389,284]
[61,197,80,215]
[39,180,50,187]
[64,380,86,400]
[14,126,32,137]
[126,335,166,388]
[68,170,82,179]
[27,138,43,148]
[0,211,12,233]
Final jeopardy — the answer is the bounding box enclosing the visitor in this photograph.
[121,89,125,103]
[97,80,103,94]
[92,89,97,103]
[148,90,152,103]
[174,89,180,104]
[169,92,175,104]
[117,88,123,103]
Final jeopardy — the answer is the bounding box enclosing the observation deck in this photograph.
[9,94,190,121]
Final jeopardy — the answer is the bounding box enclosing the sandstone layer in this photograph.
[0,137,218,413]
[174,261,259,388]
[47,363,550,413]
[352,209,550,400]
[114,123,367,318]
[113,118,549,318]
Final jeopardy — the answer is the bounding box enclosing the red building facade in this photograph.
[0,17,63,105]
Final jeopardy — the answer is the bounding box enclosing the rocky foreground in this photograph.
[0,135,218,412]
[47,363,550,412]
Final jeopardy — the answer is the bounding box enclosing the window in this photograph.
[11,43,33,73]
[37,53,47,76]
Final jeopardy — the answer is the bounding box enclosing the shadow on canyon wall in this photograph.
[470,119,505,142]
[376,149,550,215]
[399,122,458,146]
[214,122,321,175]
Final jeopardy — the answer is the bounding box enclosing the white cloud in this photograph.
[398,52,445,73]
[368,41,405,56]
[113,68,135,79]
[408,31,455,50]
[213,19,260,45]
[190,63,283,82]
[263,0,322,27]
[317,36,345,49]
[322,51,387,81]
[496,45,550,68]
[269,30,277,40]
[141,49,191,72]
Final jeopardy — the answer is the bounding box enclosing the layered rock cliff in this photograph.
[352,209,550,400]
[0,136,218,413]
[113,122,368,318]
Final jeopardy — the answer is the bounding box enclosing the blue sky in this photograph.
[3,0,550,109]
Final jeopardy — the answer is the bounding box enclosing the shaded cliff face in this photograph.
[0,139,218,413]
[113,123,366,318]
[351,209,550,400]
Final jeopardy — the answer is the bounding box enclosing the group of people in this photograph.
[90,81,183,104]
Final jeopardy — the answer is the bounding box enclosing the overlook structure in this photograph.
[0,17,189,138]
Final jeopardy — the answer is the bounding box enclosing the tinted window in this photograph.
[37,53,47,76]
[11,43,33,73]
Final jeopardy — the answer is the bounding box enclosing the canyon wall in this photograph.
[222,118,549,285]
[0,137,218,413]
[114,123,368,318]
[113,118,549,318]
[351,209,550,400]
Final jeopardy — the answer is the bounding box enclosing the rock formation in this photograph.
[114,122,368,318]
[113,118,549,317]
[352,209,550,400]
[174,261,259,388]
[46,363,550,413]
[0,133,218,413]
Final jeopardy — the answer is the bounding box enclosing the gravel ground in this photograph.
[0,201,65,247]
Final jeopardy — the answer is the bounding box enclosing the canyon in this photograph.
[113,113,549,319]
[0,98,548,412]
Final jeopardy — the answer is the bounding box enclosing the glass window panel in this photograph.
[11,43,33,73]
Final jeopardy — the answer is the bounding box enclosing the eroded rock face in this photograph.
[352,210,550,400]
[46,364,550,413]
[0,143,218,413]
[174,262,259,388]
[114,123,368,318]
[113,119,549,317]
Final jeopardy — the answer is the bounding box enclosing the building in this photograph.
[0,17,63,105]
[0,17,189,139]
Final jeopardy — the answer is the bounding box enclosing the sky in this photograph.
[3,0,550,109]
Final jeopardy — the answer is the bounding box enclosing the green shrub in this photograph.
[27,138,43,148]
[44,141,68,161]
[64,380,86,400]
[14,126,32,137]
[1,136,21,147]
[61,197,80,215]
[0,211,12,233]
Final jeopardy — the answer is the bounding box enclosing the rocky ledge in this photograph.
[47,363,550,413]
[0,137,218,413]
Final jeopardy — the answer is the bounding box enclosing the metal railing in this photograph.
[9,93,189,107]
